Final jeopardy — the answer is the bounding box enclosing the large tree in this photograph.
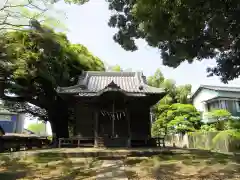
[0,24,104,142]
[105,0,240,83]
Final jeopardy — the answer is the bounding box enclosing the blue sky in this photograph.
[25,0,240,132]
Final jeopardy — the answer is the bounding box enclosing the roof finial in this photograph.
[105,80,121,89]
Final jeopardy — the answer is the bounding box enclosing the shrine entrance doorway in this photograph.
[97,91,129,139]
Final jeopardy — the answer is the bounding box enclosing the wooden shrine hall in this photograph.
[57,71,165,147]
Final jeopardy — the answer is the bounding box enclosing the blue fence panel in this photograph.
[0,121,14,133]
[11,115,17,122]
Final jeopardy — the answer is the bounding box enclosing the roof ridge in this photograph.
[86,71,136,77]
[200,84,240,88]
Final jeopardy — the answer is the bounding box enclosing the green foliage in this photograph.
[207,109,231,120]
[1,28,104,90]
[147,69,191,104]
[200,124,217,132]
[27,122,46,135]
[227,119,240,130]
[149,69,194,136]
[0,25,104,120]
[107,0,240,82]
[206,109,232,131]
[107,64,122,72]
[147,69,164,88]
[152,103,201,136]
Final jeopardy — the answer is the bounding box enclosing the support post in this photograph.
[58,138,61,148]
[94,109,99,147]
[125,107,131,148]
[112,99,115,138]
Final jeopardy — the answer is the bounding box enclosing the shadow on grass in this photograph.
[124,148,240,179]
[44,160,98,180]
[0,156,33,180]
[33,152,65,163]
[152,163,240,180]
[125,170,139,179]
[0,153,102,180]
[125,148,240,166]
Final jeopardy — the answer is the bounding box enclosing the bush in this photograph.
[200,124,217,132]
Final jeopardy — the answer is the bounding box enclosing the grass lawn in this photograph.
[0,152,102,180]
[123,149,240,180]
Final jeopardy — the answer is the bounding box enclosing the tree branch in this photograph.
[0,0,50,31]
[22,109,47,121]
[0,0,31,11]
[0,22,29,27]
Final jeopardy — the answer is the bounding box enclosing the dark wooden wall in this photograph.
[74,102,94,137]
[73,97,152,140]
[129,103,151,139]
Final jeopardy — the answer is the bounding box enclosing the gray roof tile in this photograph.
[191,84,240,99]
[200,85,240,92]
[57,71,164,96]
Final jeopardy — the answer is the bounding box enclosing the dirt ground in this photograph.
[123,149,240,180]
[0,148,239,180]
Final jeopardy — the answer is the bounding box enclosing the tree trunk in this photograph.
[48,96,69,147]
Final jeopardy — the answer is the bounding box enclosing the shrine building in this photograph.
[57,71,165,147]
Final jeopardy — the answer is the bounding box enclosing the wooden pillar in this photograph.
[125,107,131,147]
[94,109,99,147]
[112,99,115,138]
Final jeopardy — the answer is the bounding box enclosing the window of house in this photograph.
[210,101,220,110]
[220,100,227,109]
[235,101,240,112]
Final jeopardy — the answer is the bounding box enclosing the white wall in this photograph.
[16,113,25,133]
[192,89,218,112]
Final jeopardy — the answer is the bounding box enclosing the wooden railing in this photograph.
[58,136,166,148]
[58,137,94,148]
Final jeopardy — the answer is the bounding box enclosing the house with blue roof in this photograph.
[191,85,240,123]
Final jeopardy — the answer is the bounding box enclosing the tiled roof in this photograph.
[191,84,240,99]
[199,85,240,92]
[57,71,165,96]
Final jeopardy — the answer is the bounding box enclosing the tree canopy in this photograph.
[0,24,104,141]
[104,0,240,83]
[147,68,197,135]
[152,103,201,136]
[148,68,192,104]
[29,0,240,82]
